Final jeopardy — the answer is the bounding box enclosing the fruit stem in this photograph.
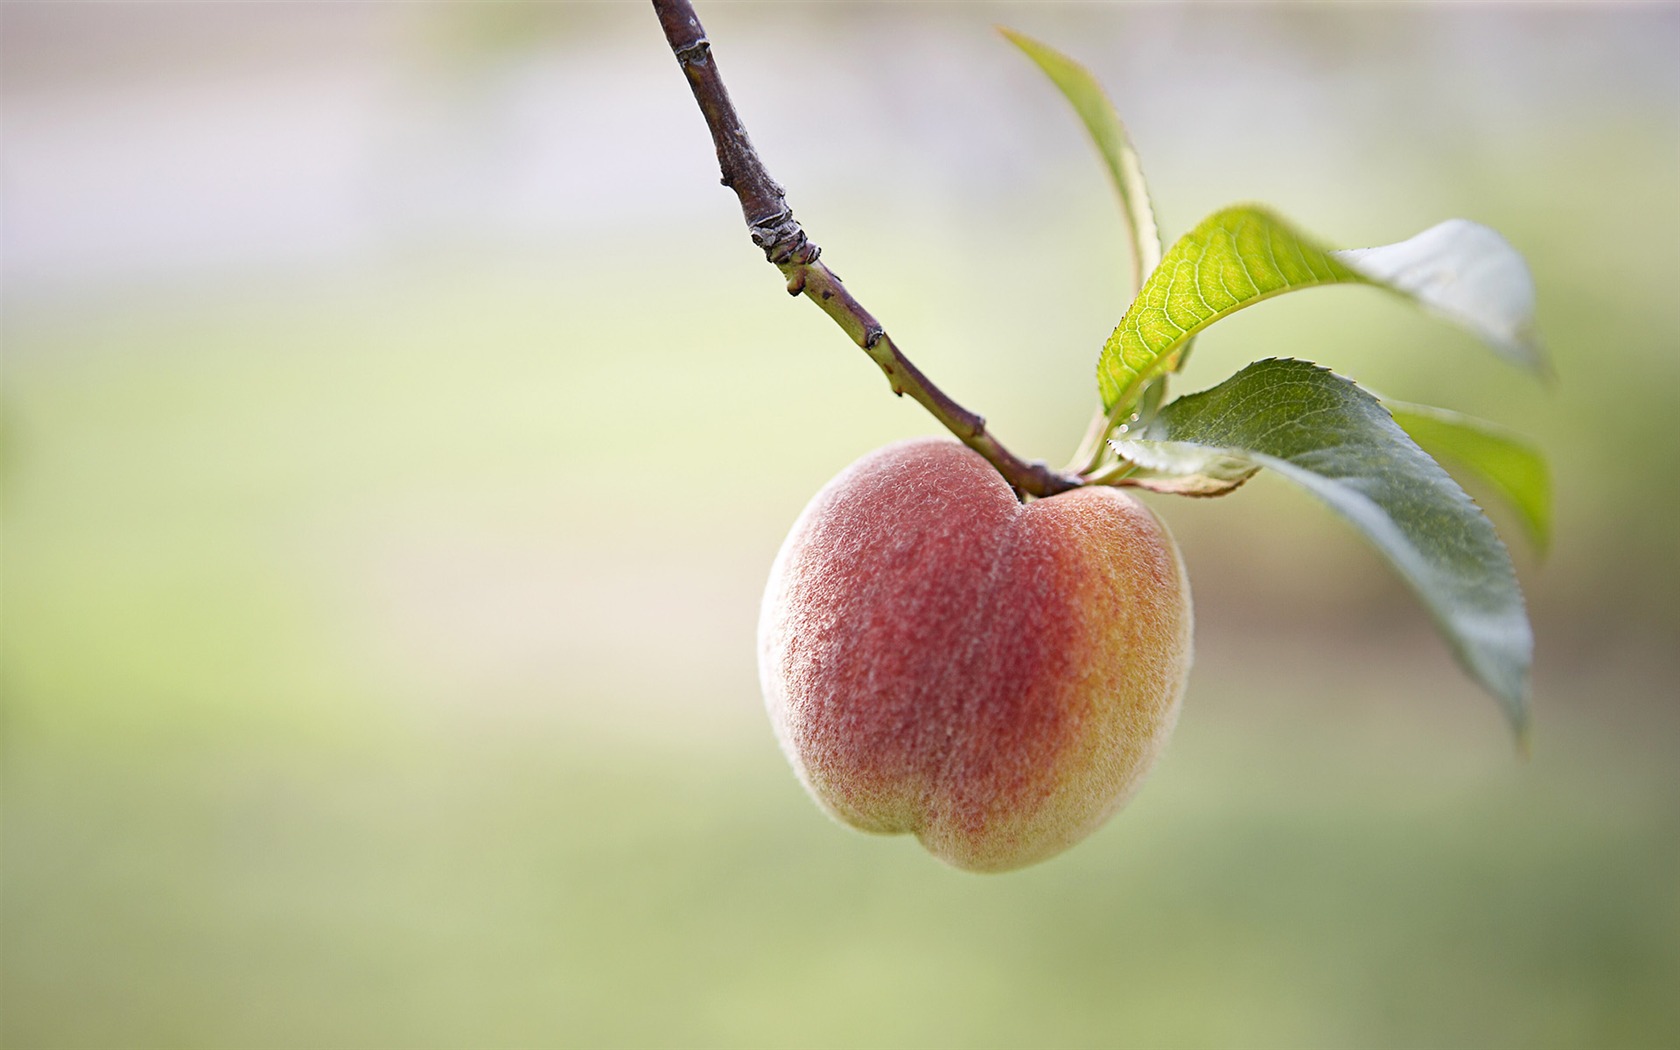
[652,0,1081,499]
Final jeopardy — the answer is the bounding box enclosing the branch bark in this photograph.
[651,0,1080,498]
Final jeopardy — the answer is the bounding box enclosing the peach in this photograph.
[759,438,1193,872]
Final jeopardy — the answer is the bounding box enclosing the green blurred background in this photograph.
[4,4,1677,1047]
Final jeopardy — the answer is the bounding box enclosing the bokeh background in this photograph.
[4,3,1678,1047]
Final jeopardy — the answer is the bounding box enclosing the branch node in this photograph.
[674,38,711,67]
[750,207,816,266]
[864,326,885,350]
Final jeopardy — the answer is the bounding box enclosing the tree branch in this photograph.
[651,0,1080,498]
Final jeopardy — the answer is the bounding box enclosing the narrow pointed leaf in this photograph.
[1000,27,1161,290]
[1385,400,1552,554]
[1097,206,1544,414]
[1125,358,1532,733]
[1337,221,1542,371]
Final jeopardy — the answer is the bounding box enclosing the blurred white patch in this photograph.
[1334,219,1541,367]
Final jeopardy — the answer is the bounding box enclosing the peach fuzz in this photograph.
[759,438,1193,872]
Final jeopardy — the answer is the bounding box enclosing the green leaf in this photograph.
[1000,27,1161,291]
[1116,358,1532,733]
[1097,206,1545,415]
[1385,400,1552,554]
[1108,436,1258,496]
[1336,221,1542,371]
